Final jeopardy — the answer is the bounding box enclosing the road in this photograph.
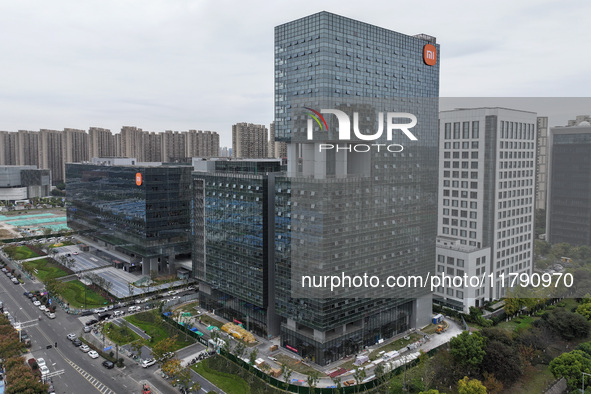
[0,255,183,393]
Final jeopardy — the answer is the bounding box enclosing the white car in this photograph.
[67,333,77,341]
[95,307,107,313]
[39,305,47,312]
[88,350,99,359]
[39,365,49,376]
[141,358,156,368]
[79,344,90,352]
[37,358,46,368]
[33,301,41,306]
[47,312,56,319]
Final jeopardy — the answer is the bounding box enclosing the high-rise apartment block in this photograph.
[268,122,287,159]
[232,123,268,158]
[435,108,537,312]
[88,127,116,159]
[273,11,439,364]
[547,116,591,245]
[0,127,219,184]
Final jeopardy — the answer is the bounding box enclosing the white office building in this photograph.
[435,107,537,312]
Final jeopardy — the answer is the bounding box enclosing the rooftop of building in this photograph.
[441,107,537,115]
[436,236,488,253]
[276,10,436,43]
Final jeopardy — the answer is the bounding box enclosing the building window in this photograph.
[444,123,451,139]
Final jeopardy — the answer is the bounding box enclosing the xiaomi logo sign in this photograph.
[135,172,142,186]
[423,44,437,66]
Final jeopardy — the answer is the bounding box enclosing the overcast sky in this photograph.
[1,0,590,147]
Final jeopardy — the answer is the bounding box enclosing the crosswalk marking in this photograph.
[64,357,115,394]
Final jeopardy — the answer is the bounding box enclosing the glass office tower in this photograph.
[274,12,440,364]
[548,124,591,246]
[66,163,192,275]
[192,159,283,337]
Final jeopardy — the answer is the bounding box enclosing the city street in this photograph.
[0,254,192,394]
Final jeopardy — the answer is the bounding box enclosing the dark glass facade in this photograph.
[66,163,192,274]
[549,129,591,245]
[274,12,439,365]
[192,161,282,337]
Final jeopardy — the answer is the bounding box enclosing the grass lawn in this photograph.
[174,301,200,315]
[23,258,69,281]
[124,311,195,351]
[3,245,42,260]
[275,353,322,376]
[103,322,141,345]
[496,315,538,333]
[191,356,284,394]
[193,360,251,394]
[61,280,110,309]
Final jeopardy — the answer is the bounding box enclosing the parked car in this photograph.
[102,360,114,369]
[88,350,99,359]
[72,339,82,347]
[86,319,99,326]
[141,358,156,368]
[79,344,90,352]
[39,305,47,312]
[33,301,41,306]
[39,365,49,376]
[11,278,19,284]
[94,307,107,314]
[83,326,92,333]
[36,358,46,368]
[47,312,56,319]
[67,333,77,341]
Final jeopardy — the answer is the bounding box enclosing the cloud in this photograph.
[0,0,590,147]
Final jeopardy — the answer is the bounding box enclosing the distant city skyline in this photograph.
[1,1,590,147]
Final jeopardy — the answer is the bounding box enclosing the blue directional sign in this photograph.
[104,346,112,352]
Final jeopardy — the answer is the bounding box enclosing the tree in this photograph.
[307,370,320,394]
[233,341,246,358]
[162,358,183,378]
[152,335,178,362]
[352,366,366,393]
[450,331,486,375]
[419,390,441,394]
[503,297,521,316]
[577,302,591,320]
[281,364,293,390]
[541,308,591,340]
[482,339,522,385]
[549,350,591,391]
[45,277,66,297]
[130,338,146,358]
[457,376,487,394]
[482,372,504,394]
[248,348,258,365]
[331,376,342,393]
[5,362,48,394]
[374,362,386,386]
[0,331,22,360]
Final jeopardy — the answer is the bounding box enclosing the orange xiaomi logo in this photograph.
[423,44,437,66]
[135,172,142,186]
